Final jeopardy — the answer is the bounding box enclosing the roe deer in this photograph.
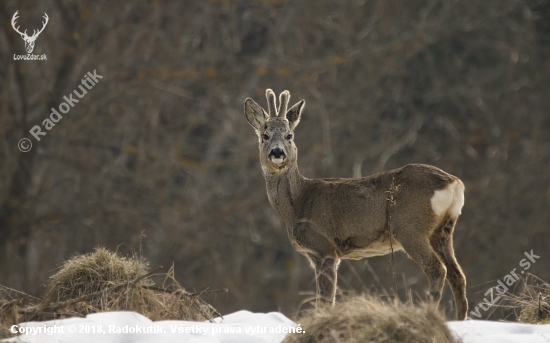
[244,89,468,320]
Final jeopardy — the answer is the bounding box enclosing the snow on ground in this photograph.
[3,311,550,343]
[448,319,550,343]
[3,311,297,343]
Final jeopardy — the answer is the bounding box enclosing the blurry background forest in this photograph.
[1,0,549,320]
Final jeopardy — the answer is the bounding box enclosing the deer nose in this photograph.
[269,148,285,159]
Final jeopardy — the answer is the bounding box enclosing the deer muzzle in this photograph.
[269,148,286,164]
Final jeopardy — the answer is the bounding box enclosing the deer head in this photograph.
[11,11,49,54]
[244,89,305,173]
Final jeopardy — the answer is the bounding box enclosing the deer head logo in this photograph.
[11,11,49,54]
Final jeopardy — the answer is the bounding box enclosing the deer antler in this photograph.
[30,13,49,39]
[11,10,25,37]
[11,11,49,40]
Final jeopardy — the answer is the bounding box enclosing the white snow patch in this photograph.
[2,310,297,343]
[3,311,550,343]
[448,319,550,343]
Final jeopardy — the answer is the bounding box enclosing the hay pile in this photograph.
[0,248,224,339]
[42,247,152,305]
[282,296,458,343]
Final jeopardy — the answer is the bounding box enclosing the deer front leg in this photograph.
[308,254,339,307]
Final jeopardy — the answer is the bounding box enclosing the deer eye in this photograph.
[262,134,269,140]
[286,134,293,140]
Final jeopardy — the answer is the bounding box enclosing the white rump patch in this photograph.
[431,180,465,218]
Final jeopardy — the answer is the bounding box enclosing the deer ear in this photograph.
[244,98,268,131]
[285,100,305,129]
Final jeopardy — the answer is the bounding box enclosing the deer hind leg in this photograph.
[307,254,339,307]
[394,230,446,305]
[430,217,468,320]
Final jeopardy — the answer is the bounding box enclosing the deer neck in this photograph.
[263,164,305,222]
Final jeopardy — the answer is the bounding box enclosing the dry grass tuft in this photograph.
[498,274,550,324]
[0,284,42,339]
[0,248,223,339]
[282,296,458,343]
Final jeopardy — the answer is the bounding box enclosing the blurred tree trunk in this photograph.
[0,1,36,287]
[0,1,80,291]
